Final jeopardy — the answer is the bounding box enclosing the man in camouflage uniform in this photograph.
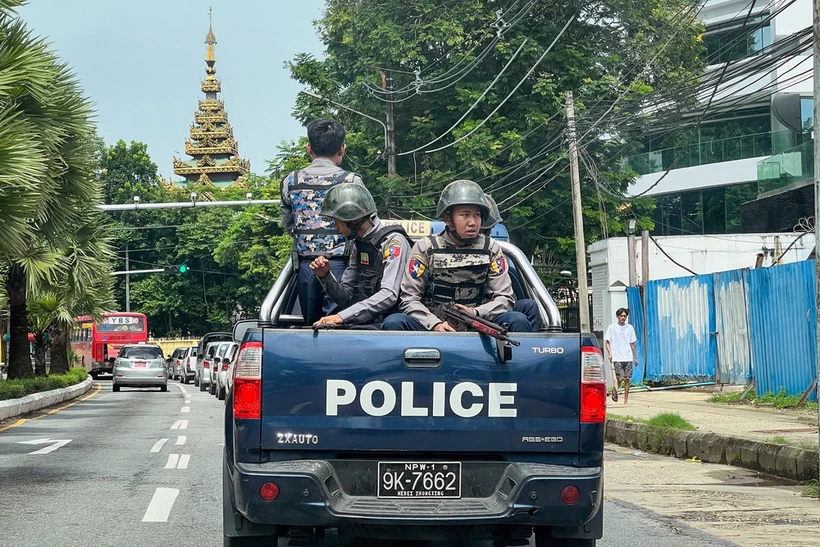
[382,180,534,332]
[482,193,541,332]
[280,119,364,325]
[309,184,412,328]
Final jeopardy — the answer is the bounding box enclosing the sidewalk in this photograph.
[608,388,819,449]
[605,388,819,481]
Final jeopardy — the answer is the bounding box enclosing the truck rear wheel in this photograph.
[200,381,207,392]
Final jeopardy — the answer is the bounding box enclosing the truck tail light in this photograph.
[580,346,606,423]
[233,341,262,420]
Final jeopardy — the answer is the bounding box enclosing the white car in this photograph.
[216,342,239,401]
[209,341,234,396]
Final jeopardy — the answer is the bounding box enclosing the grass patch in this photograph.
[709,388,819,412]
[608,413,645,423]
[708,391,743,404]
[0,368,88,401]
[802,480,820,498]
[764,435,792,445]
[645,412,696,431]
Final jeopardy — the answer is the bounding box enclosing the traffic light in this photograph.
[163,265,188,275]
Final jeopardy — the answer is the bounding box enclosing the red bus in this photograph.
[72,312,149,378]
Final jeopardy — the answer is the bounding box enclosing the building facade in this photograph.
[624,0,814,236]
[172,15,250,189]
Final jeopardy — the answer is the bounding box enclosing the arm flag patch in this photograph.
[490,255,508,275]
[408,254,427,278]
[383,240,402,261]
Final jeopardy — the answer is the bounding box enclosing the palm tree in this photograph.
[0,3,102,379]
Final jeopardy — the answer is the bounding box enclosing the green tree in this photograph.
[288,0,703,265]
[0,1,106,379]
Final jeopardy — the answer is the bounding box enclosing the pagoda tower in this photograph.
[173,11,249,188]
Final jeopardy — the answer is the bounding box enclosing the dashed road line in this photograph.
[181,407,190,413]
[178,454,191,469]
[174,383,188,395]
[170,420,188,430]
[165,454,180,469]
[0,419,27,433]
[150,439,169,453]
[142,487,179,522]
[175,435,187,446]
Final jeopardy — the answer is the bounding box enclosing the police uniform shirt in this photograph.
[279,157,365,236]
[318,219,411,325]
[399,232,515,330]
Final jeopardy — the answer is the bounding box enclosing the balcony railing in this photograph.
[623,131,780,176]
[757,140,814,195]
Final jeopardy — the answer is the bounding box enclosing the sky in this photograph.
[17,0,327,179]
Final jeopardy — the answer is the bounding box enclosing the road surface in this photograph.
[0,379,815,546]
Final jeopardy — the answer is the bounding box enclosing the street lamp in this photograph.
[627,218,638,286]
[627,218,637,235]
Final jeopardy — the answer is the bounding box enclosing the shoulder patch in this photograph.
[490,253,508,275]
[408,253,427,278]
[383,238,403,261]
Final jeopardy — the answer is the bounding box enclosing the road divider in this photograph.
[0,377,95,421]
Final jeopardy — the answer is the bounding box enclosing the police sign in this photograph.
[326,380,517,418]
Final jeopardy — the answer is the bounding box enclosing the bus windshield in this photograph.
[98,316,145,333]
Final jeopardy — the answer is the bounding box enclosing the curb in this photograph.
[606,419,819,482]
[0,377,93,421]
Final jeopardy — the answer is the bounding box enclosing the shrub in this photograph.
[0,368,89,401]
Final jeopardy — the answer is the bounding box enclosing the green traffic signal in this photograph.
[178,265,188,274]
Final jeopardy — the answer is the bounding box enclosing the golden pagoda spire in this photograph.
[205,7,216,63]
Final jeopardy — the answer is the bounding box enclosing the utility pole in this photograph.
[565,91,590,333]
[641,229,650,286]
[813,0,820,477]
[627,219,638,287]
[125,244,131,313]
[381,69,397,176]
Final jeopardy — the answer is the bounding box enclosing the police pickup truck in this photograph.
[224,221,606,546]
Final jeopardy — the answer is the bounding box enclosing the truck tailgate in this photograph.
[261,330,581,453]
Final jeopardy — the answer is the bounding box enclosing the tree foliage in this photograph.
[288,0,704,266]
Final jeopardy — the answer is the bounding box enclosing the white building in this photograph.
[588,232,815,334]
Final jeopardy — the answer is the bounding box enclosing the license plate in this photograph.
[377,462,461,499]
[134,361,146,367]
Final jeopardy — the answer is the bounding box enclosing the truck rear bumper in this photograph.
[229,460,602,528]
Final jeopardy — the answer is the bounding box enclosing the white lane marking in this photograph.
[165,454,180,469]
[175,435,187,446]
[174,383,188,394]
[178,454,191,469]
[18,438,72,455]
[181,407,190,413]
[150,439,169,453]
[170,420,188,430]
[142,487,180,522]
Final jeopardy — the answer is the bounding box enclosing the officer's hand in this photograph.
[313,314,343,328]
[309,256,330,278]
[433,321,456,332]
[453,304,476,316]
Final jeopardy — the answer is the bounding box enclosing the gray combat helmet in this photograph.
[436,179,489,219]
[321,183,377,222]
[482,193,502,230]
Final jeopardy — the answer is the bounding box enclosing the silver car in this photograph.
[196,341,222,392]
[112,344,168,392]
[209,341,234,396]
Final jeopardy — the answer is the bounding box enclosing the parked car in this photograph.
[195,332,232,390]
[215,342,239,401]
[178,346,198,384]
[196,341,222,392]
[209,341,234,396]
[169,347,187,380]
[112,344,167,392]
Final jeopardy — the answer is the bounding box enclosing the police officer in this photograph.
[310,184,412,328]
[482,193,541,333]
[382,180,534,332]
[279,119,364,325]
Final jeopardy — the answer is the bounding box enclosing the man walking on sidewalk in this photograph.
[604,308,638,405]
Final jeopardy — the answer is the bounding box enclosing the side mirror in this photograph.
[223,357,231,364]
[233,319,257,343]
[165,357,172,362]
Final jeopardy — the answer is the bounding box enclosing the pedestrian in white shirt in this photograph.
[604,308,638,404]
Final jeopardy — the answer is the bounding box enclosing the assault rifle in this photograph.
[442,303,520,362]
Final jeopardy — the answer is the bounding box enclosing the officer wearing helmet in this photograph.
[382,180,534,332]
[310,184,412,328]
[482,193,541,332]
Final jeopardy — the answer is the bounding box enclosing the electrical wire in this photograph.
[648,234,699,275]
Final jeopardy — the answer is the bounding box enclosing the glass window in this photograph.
[704,14,771,64]
[120,346,163,359]
[98,315,145,332]
[725,182,759,233]
[680,191,704,235]
[702,187,727,234]
[801,97,814,135]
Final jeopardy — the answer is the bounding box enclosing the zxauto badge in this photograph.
[277,433,319,445]
[532,347,564,354]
